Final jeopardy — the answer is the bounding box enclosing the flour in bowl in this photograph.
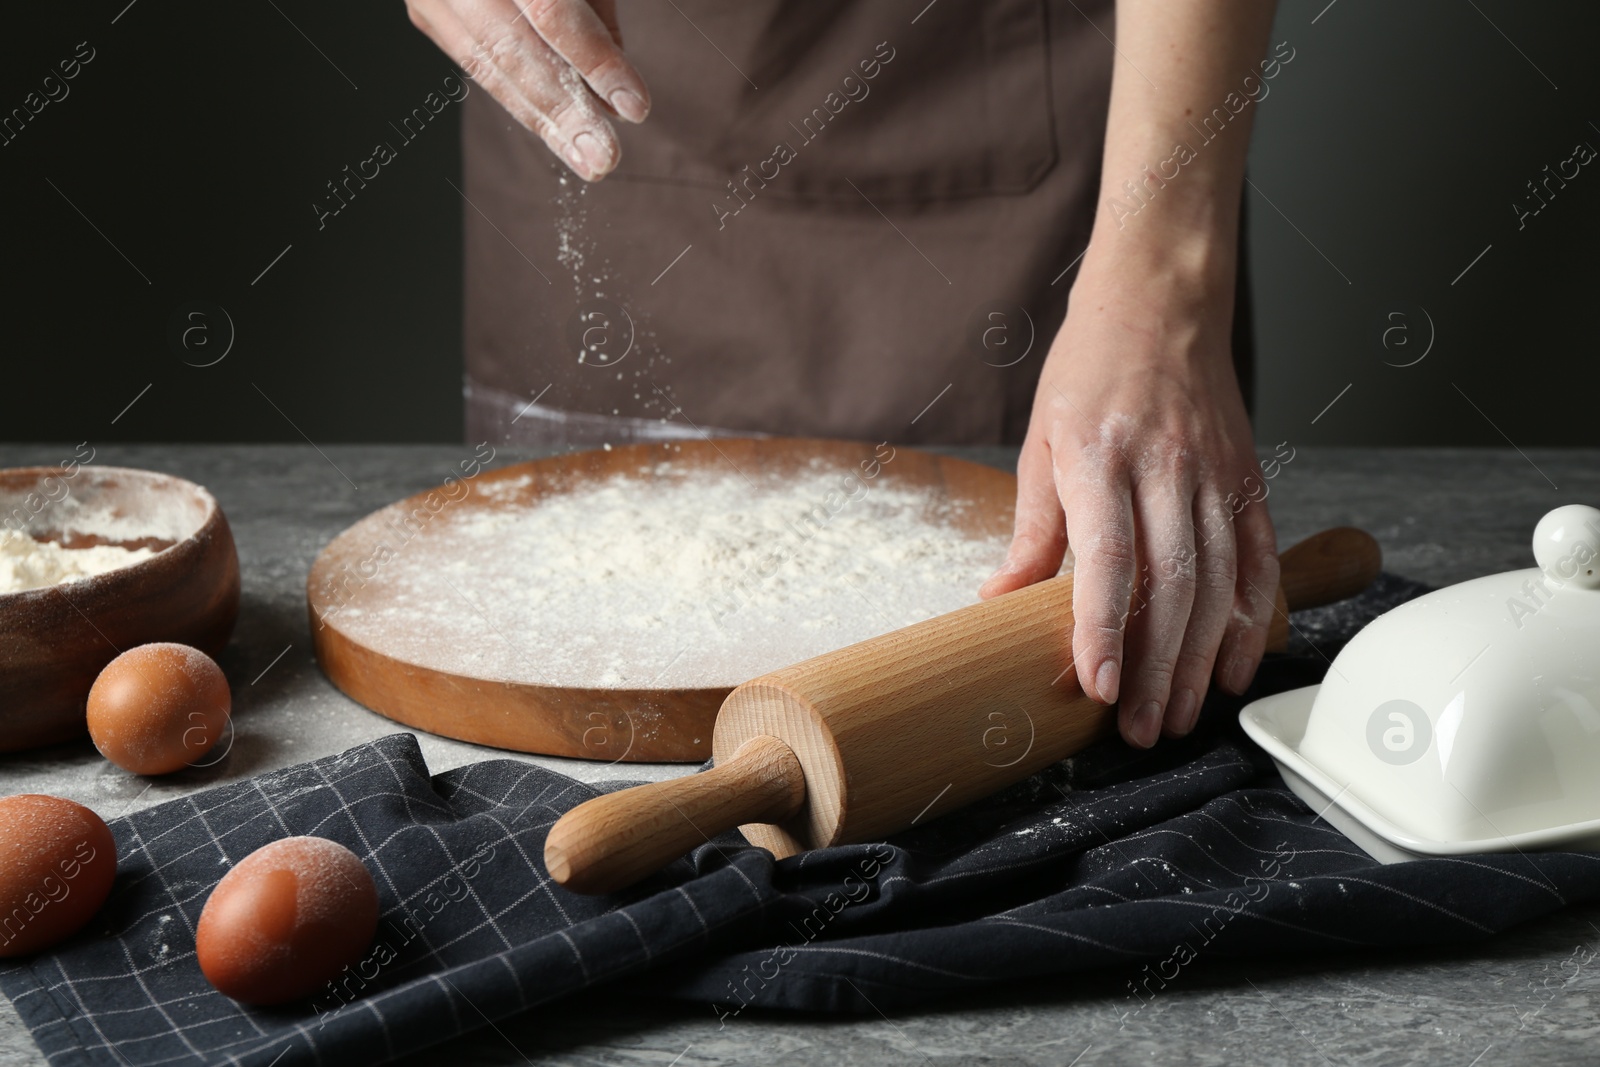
[0,531,157,593]
[326,460,1013,688]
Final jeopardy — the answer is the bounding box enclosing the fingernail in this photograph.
[574,132,611,175]
[610,89,647,122]
[1094,659,1119,704]
[979,561,1015,597]
[1169,688,1198,735]
[563,141,590,177]
[1132,701,1163,748]
[1223,654,1255,694]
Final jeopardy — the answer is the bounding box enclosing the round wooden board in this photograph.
[307,438,1016,762]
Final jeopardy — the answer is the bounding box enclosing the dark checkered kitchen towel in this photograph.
[7,574,1600,1066]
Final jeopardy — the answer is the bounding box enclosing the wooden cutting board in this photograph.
[307,438,1015,763]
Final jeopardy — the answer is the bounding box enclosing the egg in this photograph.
[196,836,380,1005]
[0,794,117,958]
[87,642,231,775]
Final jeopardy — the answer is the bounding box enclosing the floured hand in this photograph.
[407,0,650,180]
[980,247,1278,749]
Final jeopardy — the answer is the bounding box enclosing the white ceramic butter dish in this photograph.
[1240,505,1600,864]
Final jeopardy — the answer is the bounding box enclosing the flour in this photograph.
[330,462,1012,688]
[0,530,158,593]
[550,165,675,422]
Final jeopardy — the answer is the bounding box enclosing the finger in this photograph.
[407,2,437,35]
[521,0,651,122]
[1162,484,1237,737]
[567,0,626,120]
[980,434,1067,599]
[1117,477,1197,748]
[1215,498,1279,695]
[423,0,621,179]
[1061,456,1134,708]
[589,0,624,49]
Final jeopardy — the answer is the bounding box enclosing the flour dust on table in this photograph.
[328,460,1018,688]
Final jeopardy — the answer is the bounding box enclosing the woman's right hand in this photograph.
[407,0,651,180]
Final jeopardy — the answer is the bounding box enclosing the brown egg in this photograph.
[87,642,231,775]
[0,795,118,958]
[196,836,380,1005]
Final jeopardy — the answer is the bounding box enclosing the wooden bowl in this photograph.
[0,466,241,751]
[309,438,1015,763]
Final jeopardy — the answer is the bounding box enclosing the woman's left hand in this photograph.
[980,241,1279,749]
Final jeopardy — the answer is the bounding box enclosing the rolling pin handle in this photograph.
[544,734,806,895]
[1263,526,1382,653]
[1277,526,1382,611]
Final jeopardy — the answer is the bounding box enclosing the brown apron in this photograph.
[463,0,1252,447]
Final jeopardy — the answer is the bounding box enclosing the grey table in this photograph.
[2,444,1597,1067]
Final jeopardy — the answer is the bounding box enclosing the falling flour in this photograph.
[0,531,157,593]
[330,462,1013,688]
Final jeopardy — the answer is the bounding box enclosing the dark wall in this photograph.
[2,1,463,443]
[1249,0,1600,447]
[3,2,1596,446]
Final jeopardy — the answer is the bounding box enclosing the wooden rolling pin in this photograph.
[546,526,1381,894]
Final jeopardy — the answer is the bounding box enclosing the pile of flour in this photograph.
[0,531,157,593]
[332,464,1011,688]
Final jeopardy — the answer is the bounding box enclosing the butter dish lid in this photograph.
[1240,505,1600,862]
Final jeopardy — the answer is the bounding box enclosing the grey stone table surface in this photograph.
[1,442,1598,1066]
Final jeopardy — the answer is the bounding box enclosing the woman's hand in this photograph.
[406,0,650,180]
[980,240,1279,749]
